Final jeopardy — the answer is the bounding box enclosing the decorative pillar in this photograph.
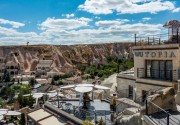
[175,80,180,105]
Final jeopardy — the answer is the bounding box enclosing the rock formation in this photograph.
[0,43,134,72]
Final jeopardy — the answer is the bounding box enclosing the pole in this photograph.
[57,90,59,108]
[167,114,169,125]
[135,34,137,46]
[145,100,148,115]
[177,29,179,43]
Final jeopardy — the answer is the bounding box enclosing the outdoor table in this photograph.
[65,103,72,111]
[59,101,66,109]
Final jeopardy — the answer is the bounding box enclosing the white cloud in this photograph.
[0,17,165,45]
[39,17,92,31]
[78,0,176,14]
[172,8,180,13]
[95,19,129,27]
[64,13,75,18]
[142,17,151,22]
[0,18,25,28]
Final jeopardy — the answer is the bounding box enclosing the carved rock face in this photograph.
[0,43,133,72]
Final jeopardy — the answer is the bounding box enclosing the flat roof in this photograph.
[38,116,65,125]
[28,109,51,121]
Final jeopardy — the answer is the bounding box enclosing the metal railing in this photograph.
[137,68,176,82]
[135,32,180,46]
[145,100,180,125]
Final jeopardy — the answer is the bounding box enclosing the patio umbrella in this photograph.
[94,85,110,90]
[76,84,94,87]
[5,111,21,116]
[60,85,75,89]
[0,115,3,120]
[0,109,8,115]
[75,86,93,93]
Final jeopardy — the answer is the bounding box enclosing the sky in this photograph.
[0,0,180,45]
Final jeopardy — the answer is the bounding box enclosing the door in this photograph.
[152,61,159,78]
[166,61,173,80]
[129,85,133,99]
[142,90,147,102]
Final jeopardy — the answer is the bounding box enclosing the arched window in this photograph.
[10,71,14,75]
[10,66,14,69]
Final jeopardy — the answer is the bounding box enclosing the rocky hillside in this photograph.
[0,42,134,72]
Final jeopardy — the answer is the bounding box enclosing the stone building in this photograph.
[0,57,5,80]
[117,20,180,103]
[6,61,19,76]
[36,60,53,78]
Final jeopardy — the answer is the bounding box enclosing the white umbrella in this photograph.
[60,85,75,89]
[5,111,21,116]
[0,109,8,115]
[94,85,110,90]
[75,86,93,93]
[76,84,94,87]
[0,115,3,120]
[33,93,44,98]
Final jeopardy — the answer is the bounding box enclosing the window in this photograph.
[145,60,173,80]
[128,85,133,99]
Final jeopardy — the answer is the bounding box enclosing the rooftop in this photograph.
[28,109,51,121]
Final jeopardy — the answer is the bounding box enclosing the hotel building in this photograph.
[117,20,180,102]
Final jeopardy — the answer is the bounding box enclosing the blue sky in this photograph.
[0,0,180,45]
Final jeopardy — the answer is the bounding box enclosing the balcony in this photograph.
[134,32,180,46]
[137,68,176,82]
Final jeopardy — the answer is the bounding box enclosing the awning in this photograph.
[75,86,93,93]
[5,111,21,116]
[0,109,8,115]
[94,85,110,90]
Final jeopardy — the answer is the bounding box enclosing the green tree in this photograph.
[3,69,10,82]
[53,75,60,81]
[58,80,63,86]
[19,113,26,125]
[17,92,24,107]
[51,78,55,85]
[29,77,36,87]
[0,98,6,108]
[28,95,34,108]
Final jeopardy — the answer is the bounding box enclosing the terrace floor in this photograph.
[50,99,113,125]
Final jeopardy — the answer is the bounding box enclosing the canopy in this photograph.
[0,109,8,115]
[5,111,21,116]
[0,115,3,120]
[94,85,110,90]
[60,85,75,89]
[75,86,93,93]
[76,84,94,87]
[33,93,44,98]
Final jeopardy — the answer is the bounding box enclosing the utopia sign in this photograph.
[134,51,176,58]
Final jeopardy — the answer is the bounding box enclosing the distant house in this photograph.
[36,84,59,93]
[62,76,82,85]
[47,67,65,78]
[36,60,53,78]
[0,57,6,81]
[6,61,19,76]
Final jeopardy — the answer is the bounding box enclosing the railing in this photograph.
[137,68,176,82]
[135,32,180,46]
[145,101,180,125]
